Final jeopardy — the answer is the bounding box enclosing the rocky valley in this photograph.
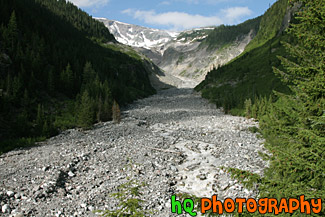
[1,0,315,216]
[0,88,268,216]
[97,18,260,85]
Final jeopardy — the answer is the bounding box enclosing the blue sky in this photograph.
[69,0,277,31]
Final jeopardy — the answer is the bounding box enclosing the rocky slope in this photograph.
[0,88,268,216]
[97,19,260,85]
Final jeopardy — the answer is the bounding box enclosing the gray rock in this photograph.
[0,88,267,216]
[199,174,207,180]
[2,204,10,213]
[68,171,75,177]
[6,191,14,197]
[14,193,21,199]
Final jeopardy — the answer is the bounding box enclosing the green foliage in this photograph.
[247,126,259,134]
[77,90,95,129]
[201,17,261,50]
[96,179,150,217]
[0,0,155,153]
[4,11,18,54]
[195,0,291,115]
[245,95,273,119]
[245,0,289,52]
[198,0,324,215]
[60,63,74,95]
[196,32,290,114]
[254,0,325,214]
[244,98,252,118]
[0,137,46,155]
[220,1,325,216]
[112,100,121,124]
[95,160,155,217]
[176,55,184,65]
[34,0,115,43]
[224,167,262,190]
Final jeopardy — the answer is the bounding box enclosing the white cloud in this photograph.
[68,0,109,8]
[122,6,252,31]
[221,7,252,23]
[122,9,223,30]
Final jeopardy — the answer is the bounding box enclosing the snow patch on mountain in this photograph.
[95,18,179,49]
[96,18,255,85]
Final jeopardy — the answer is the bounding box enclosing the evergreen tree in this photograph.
[12,74,22,98]
[96,95,103,123]
[5,11,18,54]
[0,0,155,153]
[101,94,112,122]
[42,120,50,137]
[77,90,94,129]
[258,0,325,210]
[60,63,74,94]
[112,100,121,124]
[82,61,95,87]
[36,103,44,127]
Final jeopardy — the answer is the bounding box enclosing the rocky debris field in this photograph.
[0,88,268,217]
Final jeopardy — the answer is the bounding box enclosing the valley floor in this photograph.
[0,87,268,217]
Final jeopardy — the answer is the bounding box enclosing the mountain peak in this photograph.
[95,18,179,49]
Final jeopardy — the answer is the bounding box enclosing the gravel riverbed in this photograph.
[0,88,268,217]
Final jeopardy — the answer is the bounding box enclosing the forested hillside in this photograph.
[197,0,325,215]
[0,0,156,153]
[195,0,289,114]
[201,16,261,50]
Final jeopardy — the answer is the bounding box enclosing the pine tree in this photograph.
[5,11,18,54]
[112,100,121,124]
[244,98,252,118]
[82,61,95,88]
[36,103,44,128]
[77,90,94,129]
[42,120,50,137]
[101,95,112,122]
[100,80,113,122]
[60,63,74,94]
[258,0,325,210]
[96,96,103,123]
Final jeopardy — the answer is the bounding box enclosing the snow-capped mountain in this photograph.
[96,18,259,83]
[95,18,179,49]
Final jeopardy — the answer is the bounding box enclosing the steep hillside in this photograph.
[244,0,291,52]
[0,0,157,153]
[159,17,261,82]
[98,18,261,85]
[200,17,261,50]
[195,0,290,114]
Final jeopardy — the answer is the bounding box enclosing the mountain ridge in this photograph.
[97,17,260,86]
[96,18,179,50]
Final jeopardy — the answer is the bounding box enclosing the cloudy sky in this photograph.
[68,0,277,31]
